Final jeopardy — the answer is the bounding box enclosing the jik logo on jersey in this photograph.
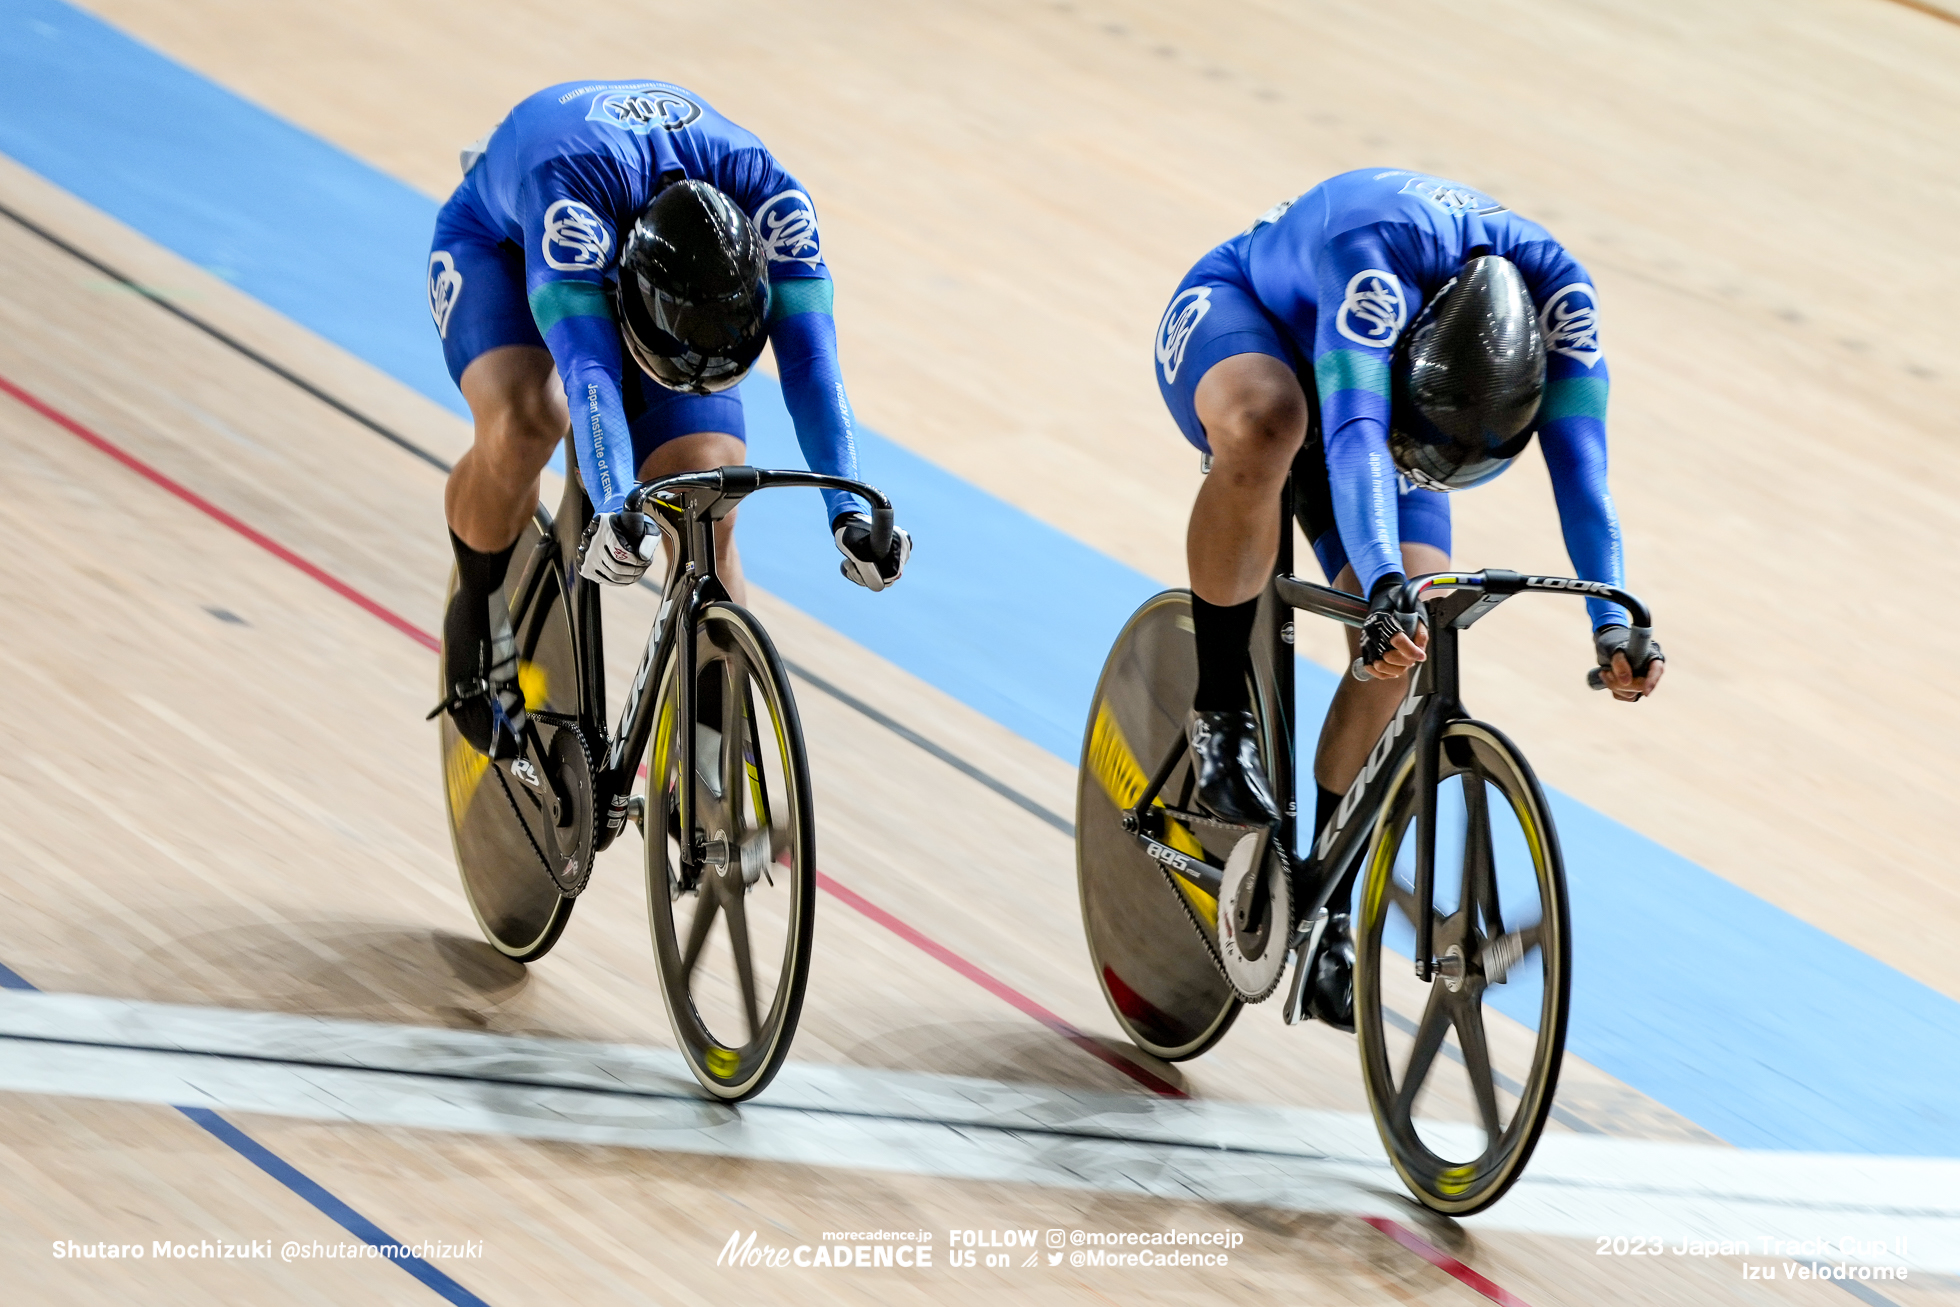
[1335,269,1407,349]
[541,200,613,272]
[1399,176,1508,217]
[1156,287,1212,385]
[427,252,464,338]
[1539,283,1601,366]
[754,190,821,269]
[586,84,702,135]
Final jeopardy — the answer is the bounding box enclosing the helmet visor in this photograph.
[618,275,770,395]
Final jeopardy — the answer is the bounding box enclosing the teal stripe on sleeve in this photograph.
[768,277,833,323]
[528,281,612,335]
[1542,376,1609,422]
[1313,349,1390,398]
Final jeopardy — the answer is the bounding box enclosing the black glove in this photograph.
[833,513,912,591]
[1593,624,1663,677]
[1357,573,1417,669]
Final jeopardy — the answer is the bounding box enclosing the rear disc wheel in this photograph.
[1077,590,1250,1061]
[440,530,579,961]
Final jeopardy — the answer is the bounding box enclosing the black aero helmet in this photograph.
[1388,254,1546,491]
[615,180,770,395]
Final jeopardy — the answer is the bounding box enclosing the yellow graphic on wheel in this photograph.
[705,1044,739,1078]
[443,736,491,822]
[517,659,549,711]
[442,660,547,823]
[1088,700,1219,927]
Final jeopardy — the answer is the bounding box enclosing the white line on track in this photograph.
[0,992,1951,1277]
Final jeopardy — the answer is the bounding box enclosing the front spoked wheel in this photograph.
[1356,720,1570,1214]
[645,603,815,1101]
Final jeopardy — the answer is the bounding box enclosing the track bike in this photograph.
[437,442,897,1100]
[1076,470,1654,1213]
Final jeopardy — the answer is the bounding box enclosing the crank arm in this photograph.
[1133,832,1224,896]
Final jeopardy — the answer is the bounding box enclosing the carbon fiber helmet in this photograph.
[1388,255,1546,491]
[615,180,770,395]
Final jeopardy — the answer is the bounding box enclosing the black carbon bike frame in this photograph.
[505,444,892,867]
[1120,476,1652,981]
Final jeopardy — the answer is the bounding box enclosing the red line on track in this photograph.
[816,871,1184,1097]
[0,375,438,653]
[8,370,1534,1305]
[1362,1216,1536,1306]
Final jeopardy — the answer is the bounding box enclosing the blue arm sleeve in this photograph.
[1539,361,1630,629]
[1312,228,1415,595]
[1510,242,1629,629]
[769,278,865,522]
[520,160,636,513]
[544,309,636,514]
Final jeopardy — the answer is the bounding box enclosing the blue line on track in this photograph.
[0,958,491,1305]
[4,0,1960,1157]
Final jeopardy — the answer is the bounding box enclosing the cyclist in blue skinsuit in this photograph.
[431,80,910,757]
[1155,168,1665,840]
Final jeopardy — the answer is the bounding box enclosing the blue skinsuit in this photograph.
[1155,168,1626,630]
[428,80,863,522]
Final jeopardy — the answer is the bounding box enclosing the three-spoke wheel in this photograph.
[645,602,816,1101]
[1355,720,1571,1214]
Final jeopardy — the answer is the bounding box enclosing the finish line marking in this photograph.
[0,992,1949,1286]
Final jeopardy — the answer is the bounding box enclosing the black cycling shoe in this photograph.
[1186,710,1280,826]
[435,586,528,759]
[1304,912,1355,1033]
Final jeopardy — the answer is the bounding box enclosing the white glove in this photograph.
[578,511,656,585]
[833,513,911,592]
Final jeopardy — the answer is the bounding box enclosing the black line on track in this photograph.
[778,658,1074,835]
[0,197,1074,838]
[0,198,451,474]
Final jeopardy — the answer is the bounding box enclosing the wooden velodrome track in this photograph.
[1,0,1957,1303]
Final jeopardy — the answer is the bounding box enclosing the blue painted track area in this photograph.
[3,0,1957,1157]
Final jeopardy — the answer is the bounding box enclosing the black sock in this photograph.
[1190,594,1259,713]
[1313,783,1344,839]
[450,530,517,599]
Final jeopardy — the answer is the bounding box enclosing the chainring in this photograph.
[540,723,598,895]
[1217,828,1291,1001]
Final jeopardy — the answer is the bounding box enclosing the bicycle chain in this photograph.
[1143,840,1234,987]
[488,721,597,898]
[489,760,557,893]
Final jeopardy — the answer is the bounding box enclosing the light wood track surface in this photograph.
[68,0,1960,1005]
[3,1,1958,1302]
[0,141,1769,1305]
